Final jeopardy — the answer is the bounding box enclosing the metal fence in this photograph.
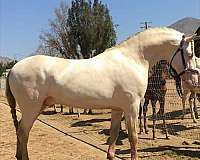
[0,77,6,96]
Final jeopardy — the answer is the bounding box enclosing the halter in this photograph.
[169,35,195,97]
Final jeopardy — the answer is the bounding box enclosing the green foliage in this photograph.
[0,60,17,77]
[0,63,6,77]
[6,60,17,69]
[39,0,116,59]
[68,0,116,58]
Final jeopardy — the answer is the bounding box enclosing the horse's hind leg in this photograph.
[143,99,149,134]
[16,120,22,159]
[159,99,169,139]
[107,110,123,160]
[60,105,63,113]
[138,103,143,134]
[139,98,149,134]
[151,99,157,140]
[16,103,42,160]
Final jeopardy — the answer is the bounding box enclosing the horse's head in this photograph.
[169,33,200,97]
[180,34,196,58]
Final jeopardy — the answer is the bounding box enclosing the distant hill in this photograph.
[0,56,13,65]
[169,17,200,35]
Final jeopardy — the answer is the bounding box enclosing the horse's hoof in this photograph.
[107,155,115,160]
[15,154,22,160]
[88,111,93,115]
[166,136,170,140]
[193,119,198,123]
[139,129,143,134]
[145,130,149,134]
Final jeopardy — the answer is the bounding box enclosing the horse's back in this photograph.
[8,55,67,104]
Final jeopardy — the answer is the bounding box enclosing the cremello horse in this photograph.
[181,55,200,123]
[170,35,200,123]
[6,27,195,160]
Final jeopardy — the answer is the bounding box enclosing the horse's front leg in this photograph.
[181,90,188,120]
[107,109,123,160]
[124,101,140,160]
[69,106,74,114]
[193,93,199,119]
[189,93,197,123]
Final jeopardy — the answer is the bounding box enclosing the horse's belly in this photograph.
[50,79,117,107]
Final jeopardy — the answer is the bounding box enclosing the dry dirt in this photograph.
[0,81,200,160]
[0,99,107,160]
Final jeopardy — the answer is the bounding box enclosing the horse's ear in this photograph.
[185,33,197,42]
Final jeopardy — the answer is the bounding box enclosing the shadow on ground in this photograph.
[71,118,111,127]
[138,145,200,158]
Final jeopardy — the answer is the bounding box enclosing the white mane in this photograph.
[117,27,183,48]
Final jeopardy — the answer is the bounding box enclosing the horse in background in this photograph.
[181,84,199,123]
[7,27,196,160]
[170,34,200,123]
[139,60,170,140]
[180,27,200,123]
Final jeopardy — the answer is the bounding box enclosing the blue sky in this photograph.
[0,0,199,59]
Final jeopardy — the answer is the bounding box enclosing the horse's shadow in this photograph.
[71,118,111,127]
[165,107,194,120]
[99,129,128,145]
[140,106,200,136]
[147,105,200,121]
[41,110,57,115]
[114,145,200,158]
[71,118,128,145]
[138,145,200,158]
[147,122,198,136]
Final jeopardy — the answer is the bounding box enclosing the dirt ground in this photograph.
[0,81,200,160]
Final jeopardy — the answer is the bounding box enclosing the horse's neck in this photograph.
[139,35,180,69]
[117,28,182,69]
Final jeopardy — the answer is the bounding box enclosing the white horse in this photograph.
[180,56,200,123]
[170,35,200,123]
[6,27,195,160]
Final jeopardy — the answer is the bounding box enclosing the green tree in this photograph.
[0,63,6,77]
[6,60,18,69]
[39,0,116,59]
